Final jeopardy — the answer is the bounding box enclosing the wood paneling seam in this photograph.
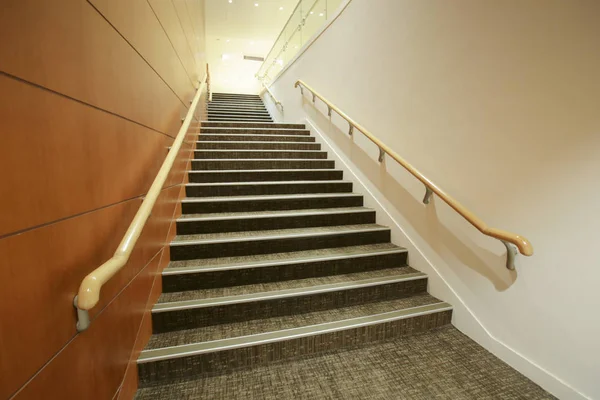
[146,0,196,88]
[0,71,176,140]
[85,0,189,109]
[0,181,182,241]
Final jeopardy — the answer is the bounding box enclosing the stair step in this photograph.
[209,104,267,110]
[197,134,315,142]
[137,294,451,385]
[193,150,327,160]
[181,192,363,213]
[209,114,272,120]
[199,121,305,129]
[208,111,271,117]
[195,141,321,150]
[200,127,310,135]
[176,207,375,234]
[191,159,335,170]
[209,118,274,122]
[187,169,341,183]
[185,180,352,197]
[151,268,428,333]
[162,243,408,292]
[170,224,390,261]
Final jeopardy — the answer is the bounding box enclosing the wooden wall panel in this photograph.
[148,0,200,84]
[13,251,163,400]
[0,0,184,136]
[187,0,207,67]
[0,0,207,397]
[172,0,204,79]
[89,0,196,104]
[0,75,172,238]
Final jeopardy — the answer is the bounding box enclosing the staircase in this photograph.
[134,94,552,399]
[207,92,273,122]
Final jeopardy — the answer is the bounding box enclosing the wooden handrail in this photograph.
[73,70,209,332]
[262,83,283,111]
[294,80,533,269]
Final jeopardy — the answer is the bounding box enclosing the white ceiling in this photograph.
[205,0,299,42]
[205,0,298,93]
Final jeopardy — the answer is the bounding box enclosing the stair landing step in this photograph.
[139,294,449,360]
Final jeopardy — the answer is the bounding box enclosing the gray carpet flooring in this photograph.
[135,325,555,399]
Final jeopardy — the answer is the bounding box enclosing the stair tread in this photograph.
[143,293,442,352]
[165,243,405,273]
[200,127,308,132]
[181,192,361,202]
[185,180,348,187]
[188,168,337,174]
[172,224,387,244]
[178,207,372,221]
[156,267,422,306]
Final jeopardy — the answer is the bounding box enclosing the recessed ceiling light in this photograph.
[226,39,230,43]
[279,6,284,10]
[319,13,324,16]
[254,3,258,6]
[250,41,255,45]
[228,0,232,3]
[222,53,231,60]
[310,11,313,14]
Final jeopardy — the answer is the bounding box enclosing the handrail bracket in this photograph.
[348,124,354,136]
[501,240,517,270]
[423,186,433,204]
[74,296,90,332]
[378,146,385,162]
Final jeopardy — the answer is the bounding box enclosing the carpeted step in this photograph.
[208,109,270,116]
[187,169,341,183]
[199,121,306,129]
[193,150,327,160]
[137,294,451,386]
[184,180,352,197]
[169,224,391,260]
[175,207,376,234]
[208,116,273,122]
[197,134,315,142]
[195,141,321,150]
[191,159,335,170]
[151,267,428,333]
[200,127,310,135]
[180,193,363,214]
[162,243,408,292]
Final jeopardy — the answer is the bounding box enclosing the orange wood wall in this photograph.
[0,0,206,399]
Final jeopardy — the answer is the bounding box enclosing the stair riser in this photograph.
[170,229,390,261]
[196,142,321,150]
[200,128,310,135]
[176,211,376,235]
[185,182,352,197]
[152,278,427,333]
[181,195,363,214]
[208,111,271,117]
[191,160,335,170]
[194,151,327,160]
[209,116,273,121]
[188,170,342,183]
[198,135,315,142]
[138,309,451,385]
[200,122,305,129]
[162,251,408,292]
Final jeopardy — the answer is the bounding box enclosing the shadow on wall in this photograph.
[302,98,517,292]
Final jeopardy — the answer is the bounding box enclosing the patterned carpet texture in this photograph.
[135,325,555,400]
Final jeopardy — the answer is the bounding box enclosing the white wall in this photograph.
[264,1,600,398]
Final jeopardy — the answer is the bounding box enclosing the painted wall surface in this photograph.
[0,0,206,398]
[265,1,600,398]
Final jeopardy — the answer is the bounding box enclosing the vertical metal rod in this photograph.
[327,106,332,117]
[423,186,433,204]
[74,296,90,332]
[378,147,385,162]
[348,124,354,136]
[312,93,316,103]
[300,87,304,95]
[501,240,517,270]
